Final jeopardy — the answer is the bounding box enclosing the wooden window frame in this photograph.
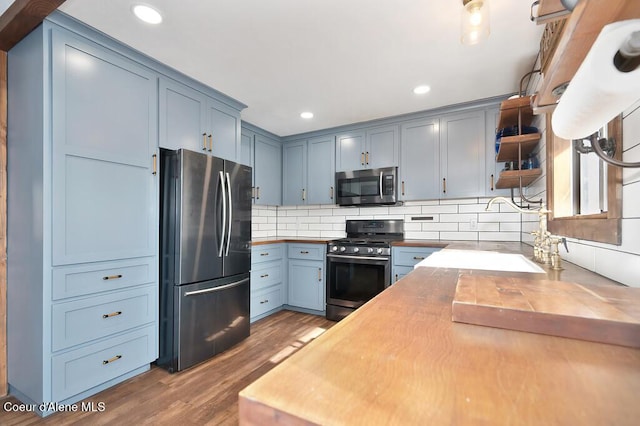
[546,114,622,245]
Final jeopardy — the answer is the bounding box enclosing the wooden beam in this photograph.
[0,0,66,51]
[0,0,66,399]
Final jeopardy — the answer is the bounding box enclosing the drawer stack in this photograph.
[250,244,285,321]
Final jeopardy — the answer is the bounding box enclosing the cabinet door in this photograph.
[51,30,158,265]
[282,141,308,205]
[485,107,510,196]
[307,135,336,205]
[159,78,207,152]
[240,130,254,167]
[207,98,241,161]
[400,119,440,200]
[254,135,282,205]
[366,125,399,169]
[336,131,365,171]
[440,111,486,198]
[288,259,324,311]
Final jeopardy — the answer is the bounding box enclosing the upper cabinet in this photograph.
[336,125,398,171]
[282,135,335,206]
[439,110,486,198]
[399,119,440,200]
[159,76,241,162]
[242,127,282,206]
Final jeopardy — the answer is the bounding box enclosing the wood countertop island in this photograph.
[239,251,640,425]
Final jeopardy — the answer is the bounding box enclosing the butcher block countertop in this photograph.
[239,242,639,425]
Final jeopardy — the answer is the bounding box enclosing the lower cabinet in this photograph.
[392,246,442,282]
[286,244,325,312]
[250,244,285,322]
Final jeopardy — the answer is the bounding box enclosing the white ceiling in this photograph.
[56,0,544,137]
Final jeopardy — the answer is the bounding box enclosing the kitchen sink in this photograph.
[414,249,545,273]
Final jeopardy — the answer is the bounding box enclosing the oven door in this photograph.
[326,254,390,309]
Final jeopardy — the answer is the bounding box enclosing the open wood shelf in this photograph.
[496,133,541,162]
[495,168,543,190]
[533,0,640,111]
[497,96,534,130]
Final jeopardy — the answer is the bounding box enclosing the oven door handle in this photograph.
[327,254,389,261]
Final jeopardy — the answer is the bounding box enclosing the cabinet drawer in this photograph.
[393,247,440,267]
[251,286,283,319]
[52,257,155,300]
[51,324,157,402]
[250,261,282,291]
[252,244,284,264]
[288,243,325,261]
[52,285,157,352]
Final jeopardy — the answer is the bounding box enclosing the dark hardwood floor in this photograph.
[0,310,335,425]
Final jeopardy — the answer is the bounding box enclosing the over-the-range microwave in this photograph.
[335,167,398,206]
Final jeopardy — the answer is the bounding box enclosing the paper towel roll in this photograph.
[552,19,640,140]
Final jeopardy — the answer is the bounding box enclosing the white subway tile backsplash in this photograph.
[563,240,596,272]
[308,209,334,216]
[321,215,346,223]
[286,209,309,216]
[388,205,422,214]
[358,207,390,215]
[422,204,458,214]
[623,181,640,218]
[479,232,521,242]
[403,222,422,231]
[298,216,321,224]
[500,222,521,232]
[479,212,521,223]
[405,231,439,240]
[459,203,493,213]
[439,213,477,223]
[309,223,334,231]
[422,222,459,232]
[252,216,268,224]
[594,247,640,288]
[621,218,640,253]
[440,231,478,241]
[440,198,478,205]
[460,222,499,232]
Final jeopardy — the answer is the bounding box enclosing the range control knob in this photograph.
[367,247,374,254]
[377,248,384,254]
[353,247,360,253]
[331,246,338,252]
[339,246,346,252]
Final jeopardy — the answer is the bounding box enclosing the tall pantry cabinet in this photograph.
[7,22,158,414]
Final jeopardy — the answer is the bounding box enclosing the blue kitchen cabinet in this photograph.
[287,244,325,312]
[7,21,159,415]
[283,140,308,205]
[250,244,285,322]
[391,246,441,282]
[336,125,398,171]
[159,77,242,162]
[159,77,208,152]
[485,106,511,196]
[399,118,440,201]
[439,110,486,198]
[240,129,253,166]
[254,133,282,205]
[307,135,336,204]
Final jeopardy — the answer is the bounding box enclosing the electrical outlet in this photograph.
[469,218,478,230]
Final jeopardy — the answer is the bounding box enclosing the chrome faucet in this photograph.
[485,197,562,267]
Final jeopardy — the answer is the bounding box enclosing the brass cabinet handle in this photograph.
[443,178,447,194]
[103,274,123,281]
[256,187,260,200]
[413,256,425,260]
[302,188,306,201]
[395,274,398,282]
[202,133,207,151]
[401,181,405,196]
[490,174,495,191]
[300,250,309,254]
[103,355,122,365]
[208,134,213,152]
[152,154,157,176]
[259,299,269,304]
[260,273,269,278]
[318,268,322,281]
[365,151,369,165]
[361,152,365,165]
[260,252,269,256]
[330,186,334,200]
[102,311,122,319]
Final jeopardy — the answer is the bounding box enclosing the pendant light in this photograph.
[461,0,490,45]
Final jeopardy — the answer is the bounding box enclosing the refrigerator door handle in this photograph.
[218,170,227,258]
[183,277,250,296]
[225,172,232,257]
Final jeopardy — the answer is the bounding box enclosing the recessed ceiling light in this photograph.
[413,85,431,95]
[300,112,314,119]
[132,4,163,24]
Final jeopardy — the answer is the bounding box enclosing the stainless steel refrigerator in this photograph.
[158,148,251,372]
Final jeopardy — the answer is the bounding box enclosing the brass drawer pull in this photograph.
[395,274,399,282]
[402,181,405,196]
[318,268,322,281]
[360,152,365,165]
[103,355,122,365]
[302,188,306,201]
[260,274,269,278]
[152,153,157,176]
[413,256,425,260]
[202,133,207,151]
[490,174,494,191]
[208,134,213,152]
[365,151,370,164]
[330,186,334,199]
[103,274,123,281]
[443,178,447,194]
[256,186,260,200]
[102,311,122,319]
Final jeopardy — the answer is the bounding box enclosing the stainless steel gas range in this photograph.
[326,219,404,321]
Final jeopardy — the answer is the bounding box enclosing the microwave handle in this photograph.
[379,171,383,196]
